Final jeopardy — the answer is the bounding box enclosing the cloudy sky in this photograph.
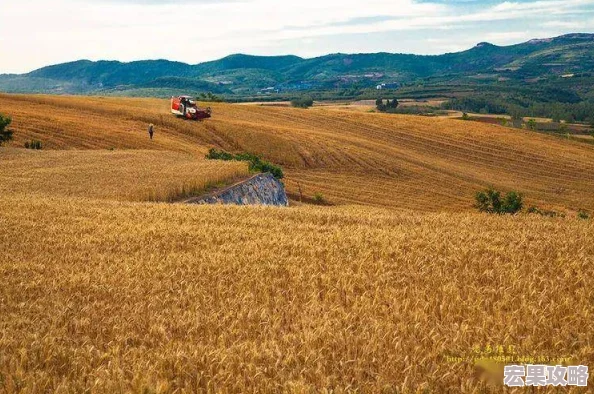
[1,0,593,73]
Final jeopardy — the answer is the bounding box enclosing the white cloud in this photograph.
[542,19,591,28]
[0,0,593,73]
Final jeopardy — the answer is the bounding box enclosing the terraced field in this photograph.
[2,93,594,211]
[1,94,593,393]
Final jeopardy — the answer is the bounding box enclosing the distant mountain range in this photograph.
[1,33,593,99]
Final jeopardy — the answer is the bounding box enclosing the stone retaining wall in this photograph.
[184,173,288,206]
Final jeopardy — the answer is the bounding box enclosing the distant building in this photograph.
[376,83,399,90]
[259,87,279,94]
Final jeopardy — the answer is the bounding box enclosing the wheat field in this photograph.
[1,94,593,393]
[0,148,249,202]
[2,93,594,211]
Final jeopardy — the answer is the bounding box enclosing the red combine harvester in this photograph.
[171,96,212,120]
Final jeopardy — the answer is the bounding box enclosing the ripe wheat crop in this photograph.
[1,94,593,392]
[1,196,593,393]
[0,148,249,202]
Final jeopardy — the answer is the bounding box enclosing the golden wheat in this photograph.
[0,148,249,202]
[2,94,594,211]
[1,195,593,393]
[1,94,593,393]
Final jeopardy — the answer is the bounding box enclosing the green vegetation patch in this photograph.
[206,148,284,180]
[475,187,523,215]
[0,114,13,146]
[291,96,314,108]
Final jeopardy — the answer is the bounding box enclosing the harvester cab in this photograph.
[171,96,212,120]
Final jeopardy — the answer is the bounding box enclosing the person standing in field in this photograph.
[148,124,154,140]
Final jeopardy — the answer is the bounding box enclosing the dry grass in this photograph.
[1,94,594,392]
[2,93,594,211]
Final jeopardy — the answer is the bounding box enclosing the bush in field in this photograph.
[198,92,224,102]
[475,187,523,214]
[24,140,43,150]
[313,192,325,204]
[206,148,284,179]
[376,98,399,113]
[527,206,561,218]
[291,96,314,108]
[206,148,233,161]
[0,114,13,146]
[578,210,590,220]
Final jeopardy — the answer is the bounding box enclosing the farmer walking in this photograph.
[148,123,154,140]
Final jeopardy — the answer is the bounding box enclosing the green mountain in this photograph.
[1,33,593,98]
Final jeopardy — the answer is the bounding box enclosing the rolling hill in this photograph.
[2,93,594,212]
[1,34,593,97]
[1,94,594,392]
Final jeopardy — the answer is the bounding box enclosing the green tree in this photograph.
[291,96,314,109]
[375,98,386,112]
[475,187,501,213]
[0,114,13,146]
[475,187,522,215]
[501,191,523,214]
[527,119,537,131]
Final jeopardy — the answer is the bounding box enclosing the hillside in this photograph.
[1,34,593,97]
[1,94,594,392]
[2,192,593,393]
[2,93,594,212]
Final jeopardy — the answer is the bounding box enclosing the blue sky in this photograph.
[0,0,593,73]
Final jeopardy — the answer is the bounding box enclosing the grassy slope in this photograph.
[2,93,594,211]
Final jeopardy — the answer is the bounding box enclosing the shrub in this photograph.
[462,112,470,121]
[527,206,560,218]
[527,206,540,214]
[313,192,325,204]
[475,187,501,213]
[198,92,224,102]
[291,96,314,108]
[0,114,13,146]
[24,140,43,150]
[376,98,399,113]
[475,187,522,214]
[206,148,233,161]
[578,210,590,220]
[206,148,283,179]
[254,160,284,180]
[501,191,523,214]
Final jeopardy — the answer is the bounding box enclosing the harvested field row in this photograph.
[2,94,594,211]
